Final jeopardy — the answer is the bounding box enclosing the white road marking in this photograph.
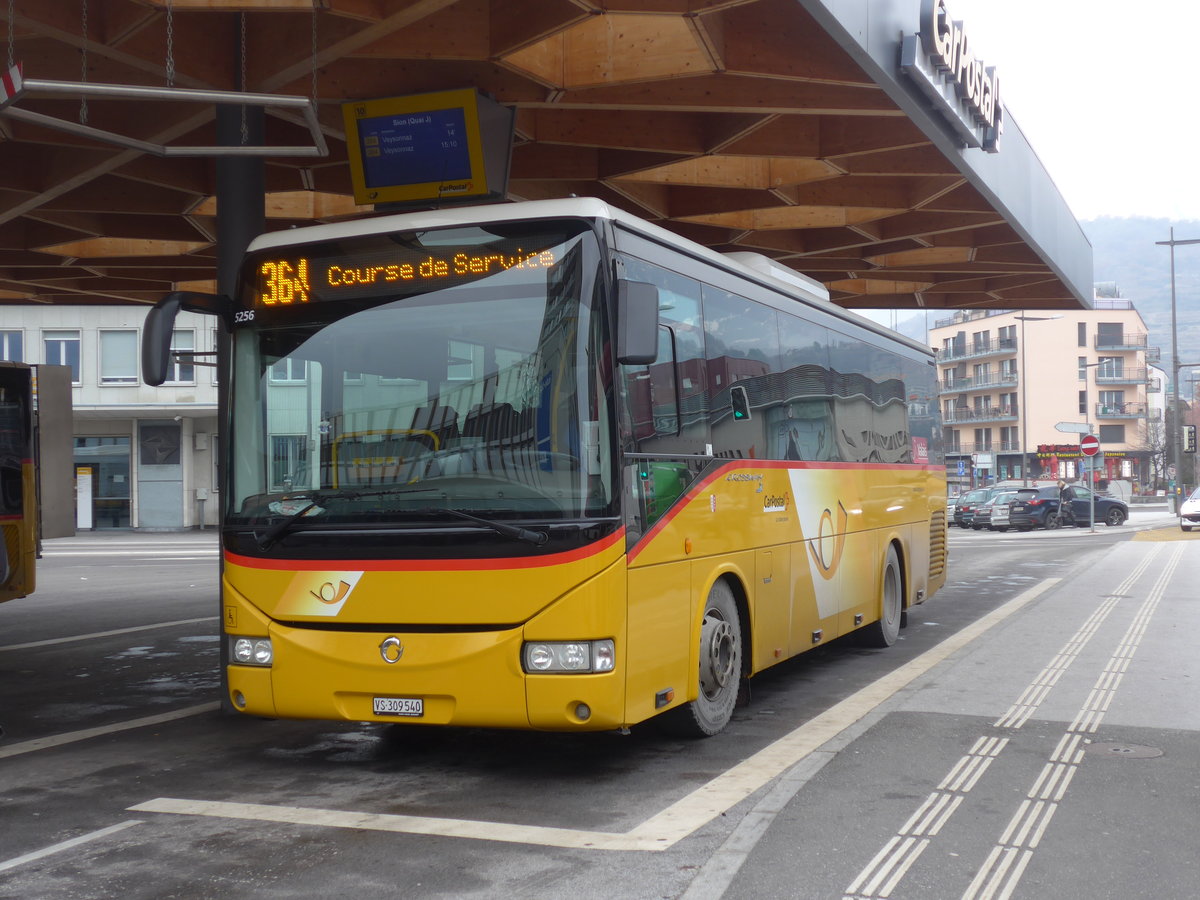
[42,551,218,558]
[963,543,1181,900]
[0,820,143,873]
[0,617,217,652]
[843,547,1165,900]
[0,703,219,759]
[131,578,1062,854]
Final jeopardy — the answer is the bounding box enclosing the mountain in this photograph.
[1082,216,1200,384]
[878,217,1200,393]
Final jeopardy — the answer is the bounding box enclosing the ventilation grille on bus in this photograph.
[928,510,948,578]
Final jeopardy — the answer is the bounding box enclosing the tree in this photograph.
[1139,416,1169,491]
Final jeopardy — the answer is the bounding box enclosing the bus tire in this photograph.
[668,580,743,737]
[862,546,902,648]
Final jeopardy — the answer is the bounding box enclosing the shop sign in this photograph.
[899,0,1003,152]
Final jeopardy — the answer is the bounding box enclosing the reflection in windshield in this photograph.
[227,227,614,529]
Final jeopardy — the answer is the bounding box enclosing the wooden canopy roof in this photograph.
[0,0,1091,312]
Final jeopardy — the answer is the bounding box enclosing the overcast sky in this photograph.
[948,0,1200,222]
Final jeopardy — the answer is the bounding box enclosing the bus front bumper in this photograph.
[226,623,627,731]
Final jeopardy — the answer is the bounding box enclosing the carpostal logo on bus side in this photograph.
[763,493,790,514]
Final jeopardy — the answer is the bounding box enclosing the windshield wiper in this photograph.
[422,507,548,547]
[255,486,437,549]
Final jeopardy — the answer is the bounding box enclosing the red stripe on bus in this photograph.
[225,528,625,572]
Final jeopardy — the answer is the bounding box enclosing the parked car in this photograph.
[1009,484,1129,529]
[953,488,997,527]
[1180,486,1200,532]
[974,488,1037,531]
[1008,486,1060,529]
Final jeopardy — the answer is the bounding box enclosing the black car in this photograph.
[1009,484,1129,529]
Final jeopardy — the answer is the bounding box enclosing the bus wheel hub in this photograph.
[700,613,735,697]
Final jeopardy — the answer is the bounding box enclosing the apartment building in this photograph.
[930,298,1161,492]
[1,306,219,530]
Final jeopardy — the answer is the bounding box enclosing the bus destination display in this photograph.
[254,246,560,308]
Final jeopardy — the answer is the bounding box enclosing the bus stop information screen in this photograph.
[356,108,472,188]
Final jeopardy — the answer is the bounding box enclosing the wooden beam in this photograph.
[556,74,901,115]
[614,155,839,189]
[721,0,872,87]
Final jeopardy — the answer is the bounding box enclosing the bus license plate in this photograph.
[373,697,424,717]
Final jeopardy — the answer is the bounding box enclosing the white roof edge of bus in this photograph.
[720,251,829,298]
[246,197,931,357]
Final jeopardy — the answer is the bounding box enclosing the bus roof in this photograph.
[245,197,932,359]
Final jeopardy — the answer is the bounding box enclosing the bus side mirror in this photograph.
[143,291,234,386]
[616,280,659,366]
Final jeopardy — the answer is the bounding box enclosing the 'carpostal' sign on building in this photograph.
[901,0,1004,152]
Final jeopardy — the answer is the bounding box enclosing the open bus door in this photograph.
[0,362,36,603]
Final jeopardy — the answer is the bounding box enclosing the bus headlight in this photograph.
[522,639,615,674]
[232,636,273,666]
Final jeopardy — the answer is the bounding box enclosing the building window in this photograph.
[269,358,308,383]
[1098,390,1125,415]
[447,339,482,381]
[270,435,308,490]
[100,329,139,384]
[1098,424,1125,444]
[1079,390,1087,415]
[44,330,81,383]
[1078,357,1087,381]
[1078,322,1087,347]
[168,329,195,384]
[0,330,22,362]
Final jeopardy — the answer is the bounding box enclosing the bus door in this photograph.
[0,363,36,602]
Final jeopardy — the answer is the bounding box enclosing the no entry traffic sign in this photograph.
[1080,434,1100,457]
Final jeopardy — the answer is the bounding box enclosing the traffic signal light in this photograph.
[730,384,752,421]
[1185,424,1197,454]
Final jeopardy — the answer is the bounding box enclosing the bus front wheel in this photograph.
[862,546,902,648]
[669,580,743,737]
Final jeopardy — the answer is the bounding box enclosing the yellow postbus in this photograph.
[0,362,37,603]
[144,198,946,736]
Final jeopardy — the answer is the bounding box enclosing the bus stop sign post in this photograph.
[1080,435,1100,532]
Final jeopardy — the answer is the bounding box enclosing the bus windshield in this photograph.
[226,222,615,531]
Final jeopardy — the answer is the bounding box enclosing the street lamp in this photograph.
[1155,228,1200,516]
[1076,359,1109,534]
[1015,314,1062,485]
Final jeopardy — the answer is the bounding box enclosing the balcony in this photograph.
[1094,332,1149,351]
[1093,366,1149,385]
[1094,402,1148,419]
[938,372,1018,394]
[944,406,1019,425]
[945,440,1021,455]
[936,337,1018,364]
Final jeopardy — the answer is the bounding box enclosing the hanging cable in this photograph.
[165,0,175,87]
[311,2,318,108]
[79,0,88,124]
[7,0,15,70]
[239,11,247,144]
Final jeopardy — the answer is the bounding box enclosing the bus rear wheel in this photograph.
[862,546,902,648]
[668,580,743,737]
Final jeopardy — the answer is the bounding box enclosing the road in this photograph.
[1,512,1197,899]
